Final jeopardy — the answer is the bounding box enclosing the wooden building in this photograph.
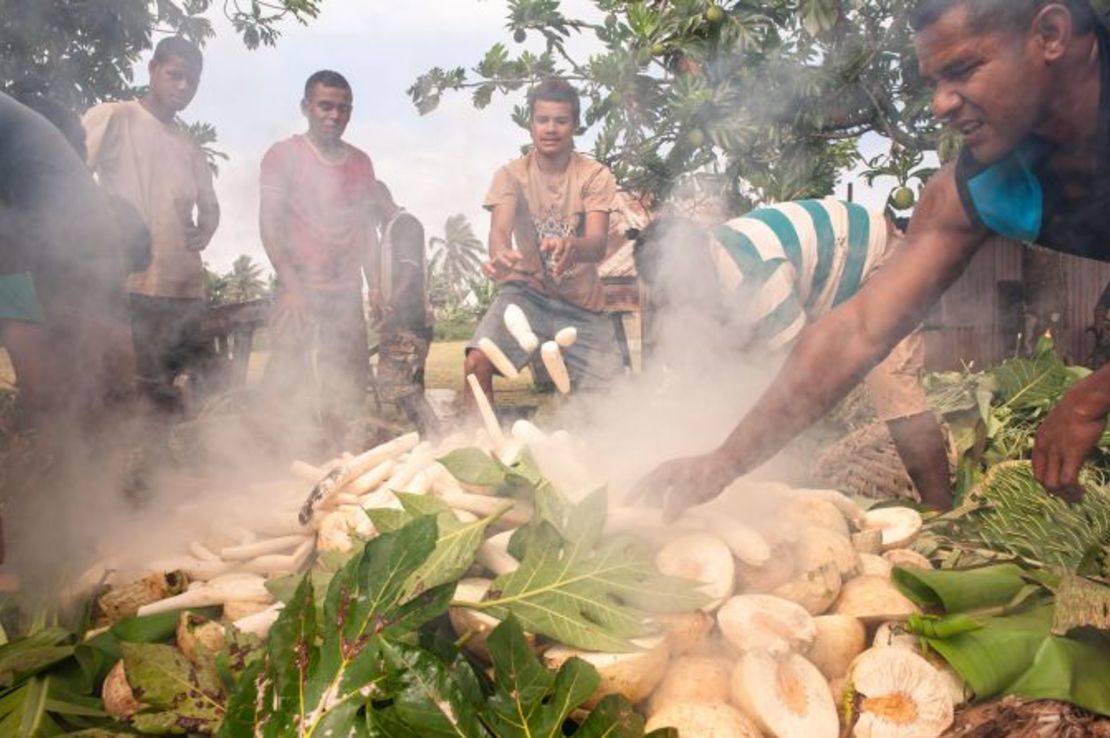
[923,238,1110,370]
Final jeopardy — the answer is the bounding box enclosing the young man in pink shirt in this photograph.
[260,70,378,451]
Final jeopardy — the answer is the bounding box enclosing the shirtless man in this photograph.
[636,0,1110,514]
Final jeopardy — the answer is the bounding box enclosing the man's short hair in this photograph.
[152,36,203,69]
[304,70,351,101]
[527,78,581,124]
[909,0,1097,35]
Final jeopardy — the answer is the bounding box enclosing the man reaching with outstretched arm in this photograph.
[636,0,1110,515]
[634,201,952,509]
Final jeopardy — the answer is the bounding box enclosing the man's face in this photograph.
[302,84,353,145]
[530,100,576,157]
[916,7,1050,163]
[148,55,202,114]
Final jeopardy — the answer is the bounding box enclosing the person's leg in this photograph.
[315,291,369,451]
[866,330,952,509]
[463,284,537,413]
[129,295,180,410]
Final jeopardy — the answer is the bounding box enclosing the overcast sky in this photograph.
[164,0,895,273]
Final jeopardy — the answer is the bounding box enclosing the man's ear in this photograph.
[1033,4,1074,64]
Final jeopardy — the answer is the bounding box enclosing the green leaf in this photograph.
[376,640,485,737]
[226,517,443,738]
[993,352,1073,411]
[574,693,647,737]
[0,676,50,737]
[394,493,510,598]
[908,602,1110,716]
[0,628,74,687]
[120,642,226,735]
[893,563,1032,613]
[483,617,600,738]
[437,448,508,487]
[479,529,702,652]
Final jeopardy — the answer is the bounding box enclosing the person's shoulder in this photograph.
[498,154,531,179]
[83,99,132,122]
[570,151,613,177]
[264,134,302,156]
[343,142,374,167]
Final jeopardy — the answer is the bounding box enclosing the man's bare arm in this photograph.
[569,211,610,262]
[259,186,298,286]
[712,168,983,477]
[633,165,987,515]
[483,202,523,281]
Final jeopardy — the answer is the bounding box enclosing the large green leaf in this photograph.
[475,521,704,652]
[893,563,1032,613]
[437,449,508,487]
[373,640,485,738]
[482,616,600,738]
[906,603,1110,716]
[896,566,1110,716]
[993,350,1074,412]
[120,641,226,734]
[220,517,453,738]
[393,493,510,598]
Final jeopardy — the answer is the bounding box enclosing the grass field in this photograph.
[0,341,547,410]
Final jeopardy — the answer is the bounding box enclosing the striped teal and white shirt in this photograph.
[709,199,891,351]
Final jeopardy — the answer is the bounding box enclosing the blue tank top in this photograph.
[955,23,1110,262]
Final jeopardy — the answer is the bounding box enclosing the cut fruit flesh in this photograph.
[848,646,954,738]
[717,594,816,655]
[731,650,839,738]
[655,532,736,611]
[862,507,923,551]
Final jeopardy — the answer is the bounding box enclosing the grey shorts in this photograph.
[467,283,623,390]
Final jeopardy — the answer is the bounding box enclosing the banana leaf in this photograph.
[895,566,1110,716]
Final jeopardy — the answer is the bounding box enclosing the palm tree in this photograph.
[204,262,230,306]
[223,255,267,303]
[429,214,485,302]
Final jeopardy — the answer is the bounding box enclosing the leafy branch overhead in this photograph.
[1,1,321,109]
[409,0,942,207]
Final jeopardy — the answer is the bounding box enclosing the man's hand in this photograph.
[483,249,523,282]
[540,236,577,277]
[184,225,208,252]
[1033,379,1109,502]
[628,451,737,521]
[273,285,309,339]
